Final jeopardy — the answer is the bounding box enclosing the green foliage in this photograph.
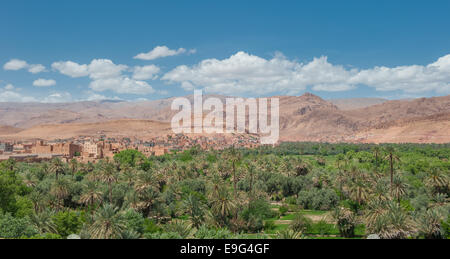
[297,188,339,210]
[143,219,161,234]
[123,209,145,235]
[52,210,85,238]
[279,205,288,216]
[290,214,313,232]
[2,143,449,239]
[194,226,234,239]
[25,233,63,239]
[114,149,150,170]
[0,213,37,238]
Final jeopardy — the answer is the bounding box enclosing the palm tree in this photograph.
[29,210,57,234]
[425,168,449,194]
[226,147,241,200]
[135,170,159,193]
[369,201,416,239]
[98,161,118,204]
[372,146,382,172]
[332,207,357,238]
[49,158,65,180]
[391,175,408,203]
[416,209,444,239]
[182,194,206,228]
[29,191,47,213]
[69,159,78,179]
[210,186,236,227]
[79,182,103,214]
[50,178,70,211]
[89,204,125,239]
[275,228,303,239]
[23,171,37,188]
[384,146,400,191]
[348,179,371,205]
[364,199,388,230]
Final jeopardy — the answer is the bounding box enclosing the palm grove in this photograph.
[0,143,449,239]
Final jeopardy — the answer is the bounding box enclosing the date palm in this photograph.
[347,176,371,205]
[89,204,125,239]
[23,171,37,188]
[79,182,103,212]
[276,228,303,239]
[416,209,444,239]
[50,178,71,211]
[226,147,241,199]
[364,199,388,230]
[210,186,236,226]
[98,161,118,204]
[384,146,400,191]
[391,175,408,203]
[370,202,415,239]
[425,168,448,194]
[182,194,206,228]
[372,146,382,173]
[29,191,47,213]
[29,210,57,235]
[69,159,78,178]
[135,170,160,194]
[49,158,65,180]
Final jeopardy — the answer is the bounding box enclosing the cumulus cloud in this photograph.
[3,59,46,74]
[4,84,15,90]
[162,51,450,95]
[90,77,155,95]
[52,59,154,95]
[42,92,72,103]
[132,65,160,80]
[85,92,122,101]
[51,61,89,77]
[134,46,194,60]
[0,91,37,102]
[28,64,46,74]
[4,59,28,70]
[33,78,56,87]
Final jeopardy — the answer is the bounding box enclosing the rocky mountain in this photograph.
[0,94,449,143]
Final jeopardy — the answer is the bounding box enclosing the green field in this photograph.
[0,143,449,239]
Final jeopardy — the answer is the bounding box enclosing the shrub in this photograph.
[52,210,85,238]
[290,214,312,232]
[195,226,233,239]
[297,188,339,210]
[332,207,356,238]
[264,220,276,231]
[0,213,37,238]
[279,205,289,216]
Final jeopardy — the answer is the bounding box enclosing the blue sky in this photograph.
[1,0,449,102]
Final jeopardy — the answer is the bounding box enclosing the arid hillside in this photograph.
[0,94,449,143]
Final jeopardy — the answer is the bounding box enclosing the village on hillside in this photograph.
[0,133,261,163]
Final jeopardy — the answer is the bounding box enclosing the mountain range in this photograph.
[0,94,448,143]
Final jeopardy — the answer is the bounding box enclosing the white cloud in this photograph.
[132,65,160,80]
[3,59,46,74]
[33,78,56,87]
[53,59,154,95]
[134,46,193,60]
[162,51,450,95]
[90,77,155,95]
[42,92,72,103]
[4,59,29,70]
[88,59,127,80]
[51,61,89,77]
[0,91,37,102]
[4,84,15,90]
[28,64,46,74]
